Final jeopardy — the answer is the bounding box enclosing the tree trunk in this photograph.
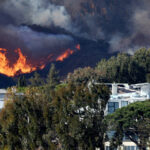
[100,147,104,150]
[100,143,105,150]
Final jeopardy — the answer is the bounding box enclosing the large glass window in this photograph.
[105,146,117,150]
[106,146,110,150]
[0,94,5,101]
[124,146,137,150]
[121,101,128,107]
[108,102,119,113]
[106,131,115,140]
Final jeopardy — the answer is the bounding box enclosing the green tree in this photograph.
[97,54,131,83]
[17,76,27,87]
[132,48,150,81]
[107,101,150,150]
[0,87,56,150]
[47,64,60,89]
[53,82,110,150]
[133,48,150,73]
[127,59,144,83]
[66,67,104,84]
[96,52,145,83]
[146,73,150,83]
[29,72,44,87]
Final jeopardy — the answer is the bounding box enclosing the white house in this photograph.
[105,83,150,115]
[104,83,150,150]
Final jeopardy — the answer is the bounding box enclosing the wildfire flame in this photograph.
[0,48,37,77]
[0,44,80,77]
[56,49,74,61]
[56,44,80,62]
[76,44,80,50]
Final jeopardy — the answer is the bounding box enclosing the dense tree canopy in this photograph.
[96,48,150,83]
[17,76,27,87]
[66,67,106,85]
[133,48,150,73]
[53,82,110,150]
[0,88,56,150]
[1,48,150,149]
[47,63,60,89]
[107,101,150,150]
[0,64,62,150]
[29,72,44,87]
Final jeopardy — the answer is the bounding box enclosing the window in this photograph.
[108,102,119,113]
[124,146,137,150]
[106,146,110,150]
[121,101,128,107]
[0,94,5,100]
[107,131,115,140]
[123,134,130,140]
[105,146,117,150]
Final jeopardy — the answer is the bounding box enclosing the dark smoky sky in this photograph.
[0,0,75,61]
[109,0,150,53]
[0,0,150,56]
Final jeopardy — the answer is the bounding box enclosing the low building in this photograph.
[105,83,150,115]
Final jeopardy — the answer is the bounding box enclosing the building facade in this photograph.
[104,83,150,150]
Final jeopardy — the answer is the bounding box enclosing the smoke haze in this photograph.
[0,0,77,65]
[109,1,150,53]
[0,0,150,60]
[0,0,72,29]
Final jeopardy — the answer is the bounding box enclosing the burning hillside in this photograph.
[0,0,150,80]
[0,48,39,77]
[0,44,80,77]
[56,44,80,61]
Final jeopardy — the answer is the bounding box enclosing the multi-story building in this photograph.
[105,83,150,150]
[105,83,150,115]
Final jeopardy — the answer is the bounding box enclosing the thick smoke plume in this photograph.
[0,0,72,29]
[0,25,74,60]
[0,0,77,67]
[109,1,150,53]
[1,0,150,63]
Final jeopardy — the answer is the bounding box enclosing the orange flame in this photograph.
[56,44,80,62]
[0,48,37,77]
[0,44,80,77]
[56,49,74,61]
[76,44,80,50]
